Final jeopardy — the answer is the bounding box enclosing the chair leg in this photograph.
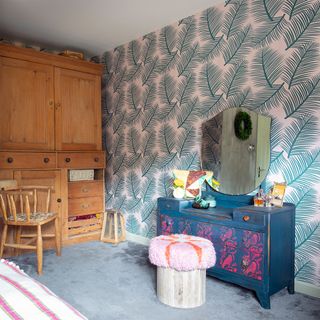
[36,225,43,275]
[0,224,8,257]
[54,217,61,256]
[15,226,22,256]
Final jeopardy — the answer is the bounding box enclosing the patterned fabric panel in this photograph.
[238,231,264,280]
[0,260,87,320]
[8,212,55,222]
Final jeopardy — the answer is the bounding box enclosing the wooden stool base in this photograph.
[157,267,206,308]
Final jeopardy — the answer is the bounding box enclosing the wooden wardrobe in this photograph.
[0,44,105,248]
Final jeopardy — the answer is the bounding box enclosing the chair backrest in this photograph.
[0,186,52,223]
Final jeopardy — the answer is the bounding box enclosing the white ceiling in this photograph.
[0,0,223,57]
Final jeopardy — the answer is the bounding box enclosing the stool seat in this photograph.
[149,234,216,271]
[149,234,216,308]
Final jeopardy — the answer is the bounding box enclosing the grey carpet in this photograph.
[9,241,320,320]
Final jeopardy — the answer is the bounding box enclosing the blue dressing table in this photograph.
[157,191,295,309]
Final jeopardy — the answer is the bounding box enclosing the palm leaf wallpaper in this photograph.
[98,0,320,287]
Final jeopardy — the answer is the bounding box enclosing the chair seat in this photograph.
[8,212,56,222]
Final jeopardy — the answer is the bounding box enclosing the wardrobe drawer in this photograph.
[68,196,104,216]
[0,152,56,169]
[68,181,103,199]
[57,152,105,168]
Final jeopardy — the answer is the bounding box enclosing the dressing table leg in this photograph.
[288,279,295,294]
[256,291,270,309]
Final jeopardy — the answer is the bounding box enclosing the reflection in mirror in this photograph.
[201,107,271,195]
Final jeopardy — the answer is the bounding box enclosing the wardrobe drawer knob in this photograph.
[243,215,250,222]
[94,157,99,162]
[65,157,71,163]
[7,157,13,163]
[43,157,50,163]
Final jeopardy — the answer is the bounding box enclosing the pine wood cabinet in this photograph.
[55,68,101,151]
[0,56,55,150]
[0,44,105,249]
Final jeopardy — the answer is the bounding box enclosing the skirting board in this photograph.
[295,280,320,298]
[126,233,320,299]
[126,232,150,246]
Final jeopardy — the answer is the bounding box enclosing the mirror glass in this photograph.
[201,107,271,195]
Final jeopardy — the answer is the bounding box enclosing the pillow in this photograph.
[173,170,220,199]
[0,259,87,320]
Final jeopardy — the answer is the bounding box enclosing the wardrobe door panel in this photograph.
[0,57,54,150]
[55,68,101,151]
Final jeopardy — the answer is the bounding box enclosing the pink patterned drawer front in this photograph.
[178,220,264,281]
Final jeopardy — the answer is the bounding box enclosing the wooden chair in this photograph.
[0,185,61,275]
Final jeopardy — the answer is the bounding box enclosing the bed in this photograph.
[0,259,87,320]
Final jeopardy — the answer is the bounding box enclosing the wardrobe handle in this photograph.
[43,157,50,163]
[94,157,99,162]
[7,157,13,164]
[65,157,71,163]
[57,198,62,203]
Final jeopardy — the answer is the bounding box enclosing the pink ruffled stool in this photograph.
[149,234,216,308]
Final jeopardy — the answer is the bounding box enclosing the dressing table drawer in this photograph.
[158,198,190,213]
[233,211,266,226]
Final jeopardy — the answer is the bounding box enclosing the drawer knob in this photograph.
[81,204,90,209]
[243,215,250,222]
[81,188,89,193]
[57,198,62,203]
[43,157,50,163]
[65,157,71,163]
[94,157,99,162]
[7,157,14,164]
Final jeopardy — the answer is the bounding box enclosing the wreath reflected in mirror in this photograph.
[234,111,252,140]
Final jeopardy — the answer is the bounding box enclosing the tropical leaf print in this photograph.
[283,42,319,89]
[199,7,224,61]
[176,98,202,129]
[286,188,320,224]
[281,150,320,188]
[101,0,320,286]
[222,25,251,65]
[141,132,156,157]
[112,46,125,74]
[142,32,157,65]
[141,153,159,178]
[142,57,159,86]
[262,0,284,21]
[157,172,173,198]
[158,123,176,154]
[126,214,140,234]
[283,77,320,119]
[199,62,223,99]
[176,127,196,157]
[222,0,248,40]
[283,0,310,20]
[177,43,199,77]
[222,61,247,98]
[284,2,320,50]
[282,116,319,157]
[177,16,197,54]
[177,74,195,106]
[142,82,157,110]
[253,14,287,47]
[127,171,140,199]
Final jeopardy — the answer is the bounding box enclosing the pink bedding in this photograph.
[0,259,87,320]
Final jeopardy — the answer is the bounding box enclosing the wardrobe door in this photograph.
[54,67,102,151]
[0,57,54,150]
